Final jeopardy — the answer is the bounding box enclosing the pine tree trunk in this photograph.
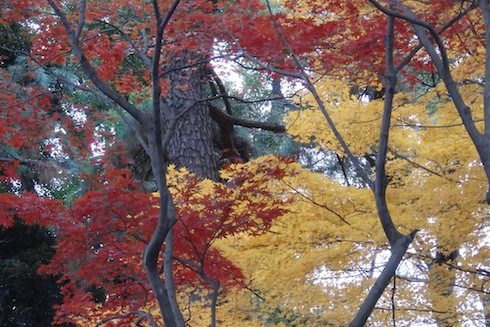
[153,50,219,326]
[162,51,218,181]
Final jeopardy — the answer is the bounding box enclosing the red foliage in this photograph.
[1,0,479,324]
[37,157,294,324]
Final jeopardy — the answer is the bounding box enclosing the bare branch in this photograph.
[392,118,484,129]
[94,310,158,327]
[373,15,404,246]
[209,67,233,114]
[208,104,285,133]
[480,0,490,135]
[75,0,86,39]
[240,51,305,81]
[281,179,351,225]
[388,147,446,179]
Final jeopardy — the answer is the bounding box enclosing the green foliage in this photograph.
[0,22,31,68]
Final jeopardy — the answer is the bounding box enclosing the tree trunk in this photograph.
[151,50,220,326]
[161,50,219,181]
[428,250,460,327]
[479,290,490,327]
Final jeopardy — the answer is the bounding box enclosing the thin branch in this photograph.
[4,89,55,110]
[207,93,288,105]
[46,0,146,125]
[368,0,451,72]
[159,53,243,78]
[208,104,285,133]
[210,67,233,115]
[480,0,490,135]
[391,276,397,327]
[262,0,374,189]
[336,154,351,186]
[94,311,158,327]
[392,118,484,129]
[75,0,86,39]
[159,0,181,33]
[374,15,404,245]
[240,51,305,81]
[281,179,351,225]
[95,19,152,69]
[32,63,151,154]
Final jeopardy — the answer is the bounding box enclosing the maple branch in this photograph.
[145,1,185,326]
[373,15,404,246]
[111,104,150,154]
[32,65,151,154]
[208,105,285,133]
[349,230,417,327]
[391,118,484,129]
[163,222,182,326]
[94,310,158,327]
[368,0,451,73]
[349,16,418,327]
[75,0,86,39]
[95,19,152,69]
[240,51,305,81]
[159,53,242,78]
[281,179,351,225]
[413,35,473,129]
[46,0,146,125]
[4,89,55,110]
[261,0,374,190]
[480,0,490,135]
[373,0,482,143]
[387,147,445,179]
[369,0,479,74]
[391,276,397,326]
[379,0,490,203]
[336,154,351,186]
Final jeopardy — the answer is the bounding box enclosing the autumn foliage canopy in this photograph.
[2,0,490,326]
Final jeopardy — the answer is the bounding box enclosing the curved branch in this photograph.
[349,231,417,327]
[94,310,158,327]
[369,0,479,77]
[374,15,404,246]
[95,19,152,69]
[208,105,285,133]
[480,0,490,134]
[368,0,450,72]
[260,0,374,189]
[46,0,146,125]
[209,67,233,115]
[369,0,482,147]
[75,0,86,39]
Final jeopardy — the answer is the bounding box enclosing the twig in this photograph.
[94,310,157,327]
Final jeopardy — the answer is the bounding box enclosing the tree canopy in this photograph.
[1,0,490,326]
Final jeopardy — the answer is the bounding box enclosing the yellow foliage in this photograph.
[215,53,490,324]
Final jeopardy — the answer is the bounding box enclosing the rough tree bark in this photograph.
[46,0,288,325]
[161,51,219,181]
